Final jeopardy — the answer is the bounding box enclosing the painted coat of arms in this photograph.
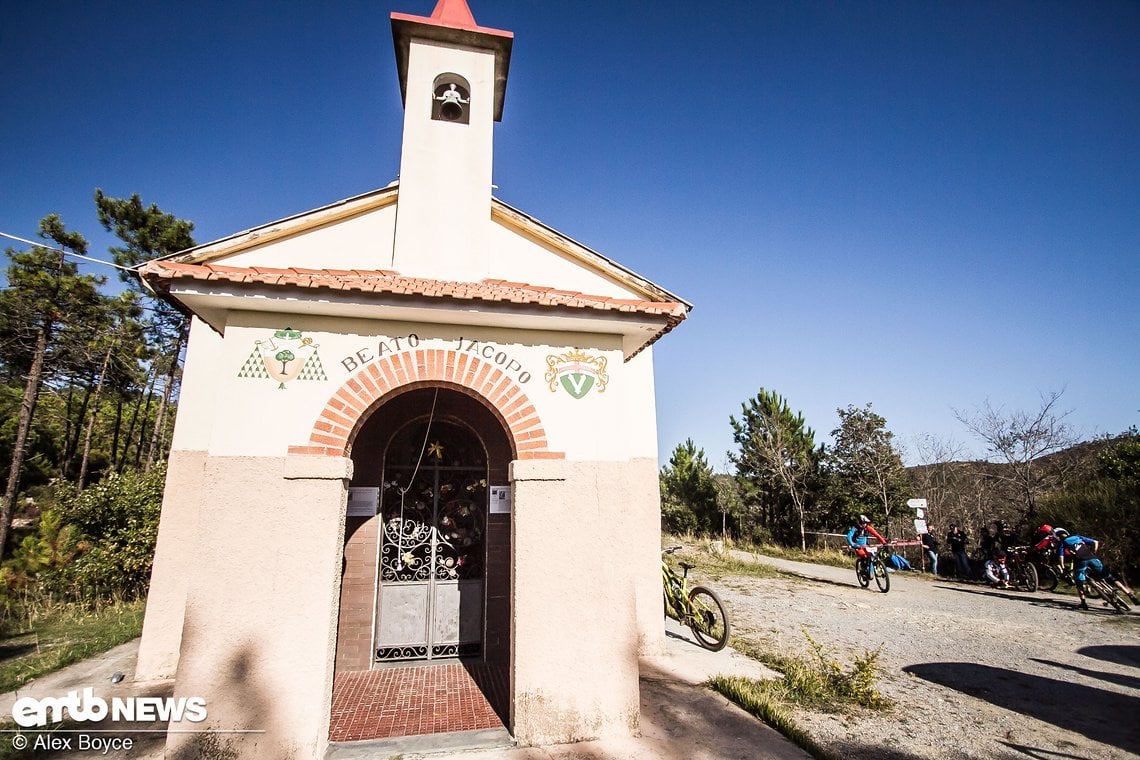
[238,328,328,389]
[545,349,609,399]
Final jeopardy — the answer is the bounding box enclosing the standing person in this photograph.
[946,524,972,580]
[921,531,940,575]
[980,521,1000,559]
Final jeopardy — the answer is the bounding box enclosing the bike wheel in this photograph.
[1017,563,1038,592]
[873,558,890,593]
[1037,563,1058,593]
[687,585,731,651]
[1094,581,1131,613]
[855,558,871,588]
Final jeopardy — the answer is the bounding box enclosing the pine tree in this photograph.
[94,191,196,471]
[660,439,720,535]
[827,403,909,536]
[730,389,820,549]
[0,216,105,557]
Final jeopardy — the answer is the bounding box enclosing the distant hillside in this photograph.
[904,436,1119,542]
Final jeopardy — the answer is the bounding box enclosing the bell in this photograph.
[440,100,464,121]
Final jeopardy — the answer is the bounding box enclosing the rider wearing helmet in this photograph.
[1032,524,1059,553]
[1058,532,1138,610]
[846,514,888,559]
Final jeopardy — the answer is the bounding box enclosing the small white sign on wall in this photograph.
[490,485,512,514]
[347,487,380,517]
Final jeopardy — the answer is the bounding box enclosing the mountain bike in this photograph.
[1084,575,1132,614]
[662,546,731,651]
[1006,546,1039,592]
[1030,546,1064,592]
[854,545,891,593]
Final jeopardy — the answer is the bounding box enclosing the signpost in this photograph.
[908,498,929,571]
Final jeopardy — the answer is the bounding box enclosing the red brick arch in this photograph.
[287,348,563,460]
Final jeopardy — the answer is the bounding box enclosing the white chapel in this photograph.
[136,1,690,757]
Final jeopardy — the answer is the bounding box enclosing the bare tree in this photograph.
[908,433,967,533]
[953,389,1080,520]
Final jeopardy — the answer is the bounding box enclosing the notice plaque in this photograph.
[490,486,512,514]
[347,487,379,517]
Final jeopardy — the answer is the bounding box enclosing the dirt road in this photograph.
[705,550,1140,760]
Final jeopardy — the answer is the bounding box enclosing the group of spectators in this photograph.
[847,515,1136,612]
[927,520,1136,611]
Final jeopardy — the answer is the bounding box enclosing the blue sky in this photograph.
[2,1,1137,468]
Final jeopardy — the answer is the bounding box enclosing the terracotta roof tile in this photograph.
[138,262,690,322]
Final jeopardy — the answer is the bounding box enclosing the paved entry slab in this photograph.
[328,661,508,743]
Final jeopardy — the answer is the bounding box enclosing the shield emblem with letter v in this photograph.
[545,350,609,399]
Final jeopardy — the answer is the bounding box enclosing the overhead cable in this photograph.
[0,230,137,273]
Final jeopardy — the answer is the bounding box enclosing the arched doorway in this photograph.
[331,385,513,743]
[375,417,487,661]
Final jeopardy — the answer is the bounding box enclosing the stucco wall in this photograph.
[393,39,496,282]
[136,449,207,681]
[151,451,661,755]
[163,455,350,760]
[509,458,662,746]
[171,311,657,463]
[167,316,222,453]
[219,203,398,272]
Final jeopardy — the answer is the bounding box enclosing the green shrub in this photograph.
[734,628,890,711]
[661,499,700,535]
[31,466,164,605]
[708,675,833,760]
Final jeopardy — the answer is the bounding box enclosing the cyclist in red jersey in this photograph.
[846,514,888,558]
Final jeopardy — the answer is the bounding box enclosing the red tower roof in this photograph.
[429,0,477,29]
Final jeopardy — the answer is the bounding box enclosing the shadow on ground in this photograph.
[0,643,37,663]
[825,741,925,760]
[775,569,865,590]
[932,584,1095,613]
[635,659,807,760]
[1078,644,1140,669]
[904,661,1140,756]
[996,740,1102,759]
[1030,657,1140,691]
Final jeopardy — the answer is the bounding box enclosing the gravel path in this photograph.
[699,550,1140,760]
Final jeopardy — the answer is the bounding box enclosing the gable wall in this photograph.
[218,204,398,271]
[198,204,647,303]
[170,311,658,463]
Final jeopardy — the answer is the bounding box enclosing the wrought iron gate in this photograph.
[375,421,486,662]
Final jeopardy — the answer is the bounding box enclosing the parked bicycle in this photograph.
[662,545,731,651]
[1030,545,1066,592]
[854,545,891,593]
[1005,546,1039,592]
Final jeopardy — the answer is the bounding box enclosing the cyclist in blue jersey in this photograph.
[846,514,888,559]
[1056,530,1137,610]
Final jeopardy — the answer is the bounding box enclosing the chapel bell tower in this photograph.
[390,0,513,280]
